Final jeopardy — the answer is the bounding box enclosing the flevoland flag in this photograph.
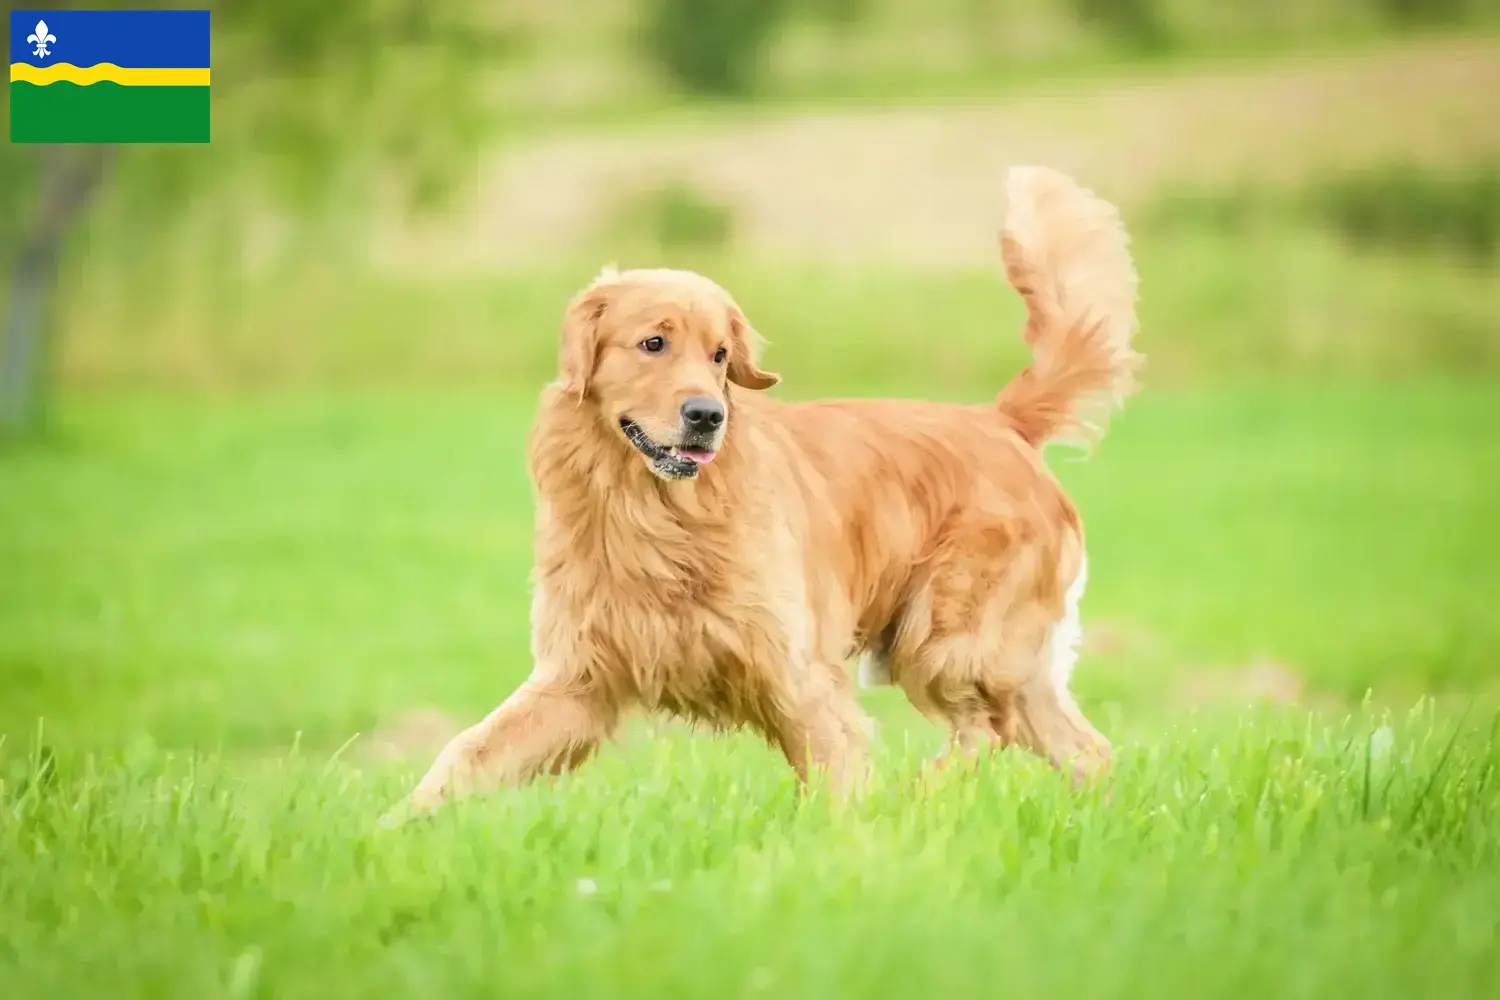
[9,9,210,143]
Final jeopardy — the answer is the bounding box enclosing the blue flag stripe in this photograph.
[10,9,210,69]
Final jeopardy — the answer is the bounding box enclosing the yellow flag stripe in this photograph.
[10,63,210,87]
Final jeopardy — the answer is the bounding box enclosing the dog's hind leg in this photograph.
[896,526,1110,784]
[923,677,1110,787]
[925,688,1005,770]
[986,673,1111,785]
[394,680,618,819]
[980,551,1110,783]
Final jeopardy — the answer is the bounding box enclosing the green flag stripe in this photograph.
[10,81,209,143]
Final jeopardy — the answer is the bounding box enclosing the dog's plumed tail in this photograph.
[995,166,1141,453]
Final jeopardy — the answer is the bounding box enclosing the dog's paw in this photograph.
[374,786,446,832]
[375,799,420,832]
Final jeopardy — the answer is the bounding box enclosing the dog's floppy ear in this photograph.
[726,305,780,391]
[559,266,620,399]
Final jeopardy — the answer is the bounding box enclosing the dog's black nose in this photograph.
[680,397,725,433]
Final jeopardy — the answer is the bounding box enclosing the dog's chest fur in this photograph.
[529,471,798,727]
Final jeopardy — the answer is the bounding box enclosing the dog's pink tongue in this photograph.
[678,449,716,465]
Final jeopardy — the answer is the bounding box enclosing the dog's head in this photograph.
[556,266,779,481]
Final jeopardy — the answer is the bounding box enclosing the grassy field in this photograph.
[2,379,1498,996]
[1,706,1496,998]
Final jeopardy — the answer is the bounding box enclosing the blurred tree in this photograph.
[1371,0,1477,29]
[639,0,792,97]
[1069,0,1175,55]
[639,0,879,99]
[803,0,872,29]
[0,1,513,433]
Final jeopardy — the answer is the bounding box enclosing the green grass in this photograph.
[1,382,1498,995]
[2,708,1498,999]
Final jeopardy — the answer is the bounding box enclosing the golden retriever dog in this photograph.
[394,166,1140,816]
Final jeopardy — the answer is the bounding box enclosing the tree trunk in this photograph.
[0,145,113,434]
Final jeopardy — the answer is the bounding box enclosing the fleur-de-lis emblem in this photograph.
[27,20,57,59]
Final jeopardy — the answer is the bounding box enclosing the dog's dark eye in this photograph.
[713,347,728,365]
[640,336,666,354]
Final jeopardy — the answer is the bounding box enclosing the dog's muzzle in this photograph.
[619,418,719,480]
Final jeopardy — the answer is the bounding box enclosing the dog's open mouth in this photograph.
[619,419,717,480]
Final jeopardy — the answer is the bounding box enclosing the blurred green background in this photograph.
[2,0,1498,753]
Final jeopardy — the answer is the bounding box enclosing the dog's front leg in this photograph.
[389,679,616,822]
[763,671,872,799]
